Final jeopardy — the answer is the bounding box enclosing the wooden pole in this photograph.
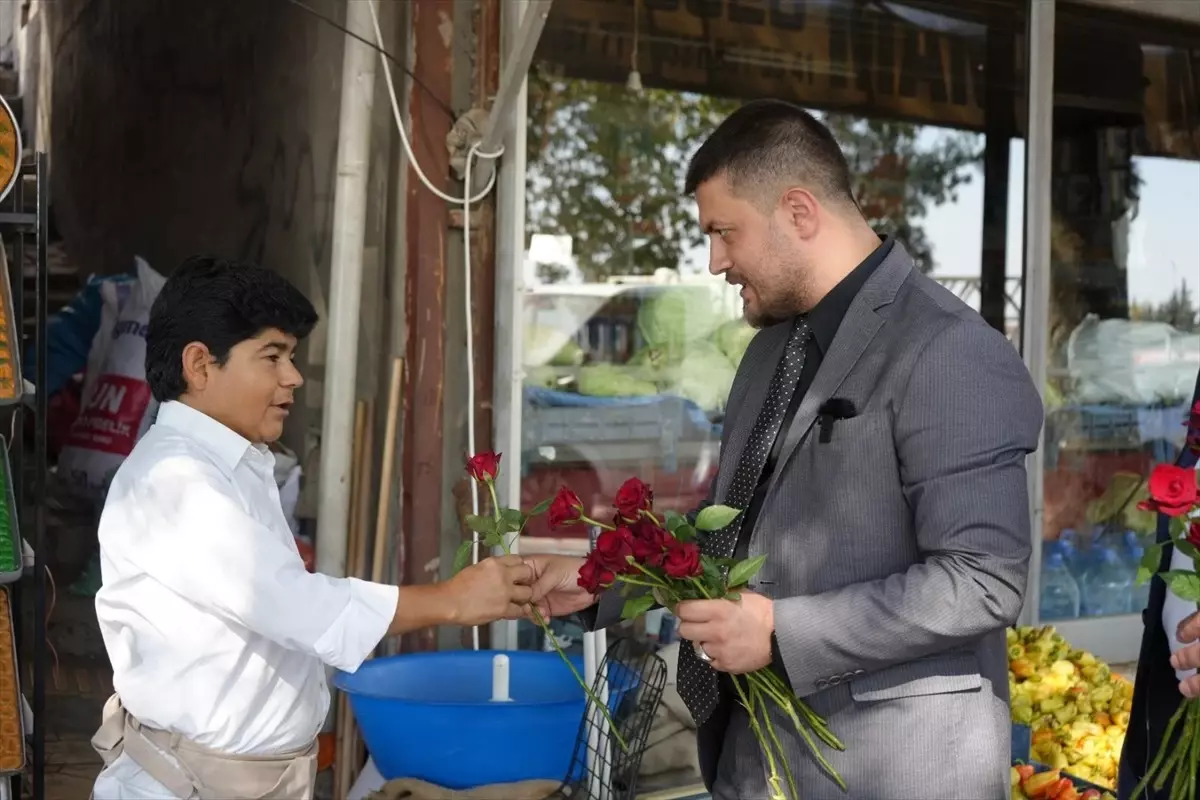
[334,401,369,800]
[371,358,404,585]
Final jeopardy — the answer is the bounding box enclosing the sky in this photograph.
[920,137,1200,307]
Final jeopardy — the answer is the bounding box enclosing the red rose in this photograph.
[577,555,614,594]
[613,477,654,521]
[547,486,584,529]
[662,540,702,579]
[1140,464,1199,517]
[1188,521,1200,551]
[465,451,502,482]
[593,527,635,573]
[630,521,672,567]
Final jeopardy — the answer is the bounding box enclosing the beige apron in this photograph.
[91,693,318,800]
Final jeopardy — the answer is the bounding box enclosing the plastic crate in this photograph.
[0,438,20,584]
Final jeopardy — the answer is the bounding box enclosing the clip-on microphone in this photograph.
[817,398,858,443]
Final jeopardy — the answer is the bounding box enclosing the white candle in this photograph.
[491,653,511,702]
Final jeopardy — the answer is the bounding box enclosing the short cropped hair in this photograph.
[146,255,319,402]
[684,99,857,212]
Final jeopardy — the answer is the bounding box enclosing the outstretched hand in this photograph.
[525,554,596,618]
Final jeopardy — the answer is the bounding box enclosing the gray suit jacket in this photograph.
[587,243,1043,799]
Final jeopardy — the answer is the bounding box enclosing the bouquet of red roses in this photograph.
[1130,399,1200,800]
[560,477,846,800]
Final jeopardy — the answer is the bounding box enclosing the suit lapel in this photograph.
[764,244,915,500]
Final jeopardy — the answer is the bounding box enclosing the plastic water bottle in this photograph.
[1040,548,1082,621]
[1124,531,1151,614]
[1054,530,1080,572]
[1080,546,1134,617]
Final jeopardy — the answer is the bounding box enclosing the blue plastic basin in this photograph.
[334,650,636,789]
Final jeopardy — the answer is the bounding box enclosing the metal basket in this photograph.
[553,635,669,800]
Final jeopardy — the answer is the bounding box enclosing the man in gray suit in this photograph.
[528,100,1043,799]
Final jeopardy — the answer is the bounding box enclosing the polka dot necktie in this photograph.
[676,317,811,727]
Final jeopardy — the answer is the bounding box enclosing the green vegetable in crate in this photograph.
[523,365,569,391]
[524,325,585,368]
[663,340,736,411]
[711,318,757,368]
[576,364,659,398]
[636,286,722,359]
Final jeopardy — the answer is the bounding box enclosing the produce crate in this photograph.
[0,248,20,407]
[0,587,24,776]
[523,396,689,473]
[0,437,19,584]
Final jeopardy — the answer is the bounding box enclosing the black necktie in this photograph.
[676,317,811,726]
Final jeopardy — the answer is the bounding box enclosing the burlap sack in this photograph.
[367,778,564,800]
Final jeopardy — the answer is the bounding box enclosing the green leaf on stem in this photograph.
[482,531,504,549]
[528,497,552,517]
[1137,543,1164,585]
[728,555,768,589]
[701,557,723,588]
[664,510,690,533]
[452,540,473,574]
[618,581,636,598]
[651,586,676,611]
[1163,570,1200,603]
[673,525,697,543]
[464,514,497,537]
[726,591,741,602]
[1168,515,1190,540]
[622,593,656,620]
[498,507,524,535]
[695,504,742,532]
[1175,540,1198,560]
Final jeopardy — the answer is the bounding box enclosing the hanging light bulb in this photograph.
[627,0,642,94]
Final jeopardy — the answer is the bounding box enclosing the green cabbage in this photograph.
[663,341,736,411]
[576,364,659,398]
[525,325,584,367]
[711,319,757,367]
[636,287,723,357]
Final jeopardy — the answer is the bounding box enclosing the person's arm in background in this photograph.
[122,455,533,674]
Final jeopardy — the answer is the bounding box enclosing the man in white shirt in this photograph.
[91,255,534,799]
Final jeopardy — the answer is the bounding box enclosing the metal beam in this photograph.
[1018,0,1055,629]
[469,0,552,193]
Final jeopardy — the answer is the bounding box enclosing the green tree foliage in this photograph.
[525,67,984,281]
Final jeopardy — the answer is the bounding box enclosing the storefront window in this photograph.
[1037,7,1200,631]
[514,0,1028,650]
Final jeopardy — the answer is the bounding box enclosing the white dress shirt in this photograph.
[1163,463,1200,683]
[93,401,399,799]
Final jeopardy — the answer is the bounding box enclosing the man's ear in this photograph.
[180,341,214,393]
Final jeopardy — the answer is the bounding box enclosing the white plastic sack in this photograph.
[59,257,167,492]
[1066,315,1200,406]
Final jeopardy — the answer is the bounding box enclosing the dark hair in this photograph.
[684,99,857,211]
[145,255,319,402]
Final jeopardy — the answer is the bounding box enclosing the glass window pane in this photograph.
[517,0,1027,654]
[1039,6,1200,626]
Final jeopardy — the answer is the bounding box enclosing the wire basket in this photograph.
[553,635,668,800]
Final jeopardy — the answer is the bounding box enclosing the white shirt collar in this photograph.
[155,400,262,472]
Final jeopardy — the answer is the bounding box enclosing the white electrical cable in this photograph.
[366,0,504,651]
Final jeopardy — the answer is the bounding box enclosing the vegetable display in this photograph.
[1010,764,1116,800]
[1008,626,1132,790]
[0,448,16,578]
